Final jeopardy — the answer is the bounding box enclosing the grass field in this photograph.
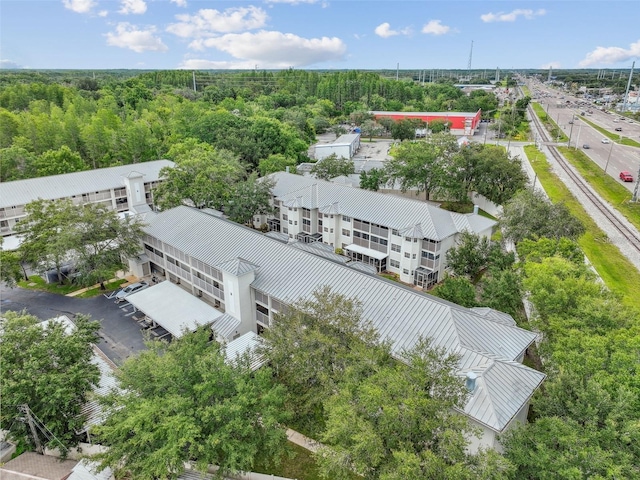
[524,145,640,306]
[531,103,568,142]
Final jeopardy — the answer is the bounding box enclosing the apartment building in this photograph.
[131,205,544,453]
[0,160,173,249]
[254,172,496,288]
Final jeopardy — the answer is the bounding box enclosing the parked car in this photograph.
[619,171,634,182]
[601,138,611,144]
[582,144,590,149]
[615,127,623,132]
[114,281,149,302]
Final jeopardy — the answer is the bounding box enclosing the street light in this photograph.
[603,137,618,174]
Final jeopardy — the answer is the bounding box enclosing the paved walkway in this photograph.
[65,275,138,297]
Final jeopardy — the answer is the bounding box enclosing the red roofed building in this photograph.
[370,110,482,136]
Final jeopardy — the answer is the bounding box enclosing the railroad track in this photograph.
[528,106,640,255]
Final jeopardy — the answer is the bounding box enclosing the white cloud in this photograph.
[119,0,147,15]
[167,6,267,38]
[265,0,319,3]
[62,0,96,14]
[170,0,187,6]
[98,10,108,17]
[0,59,25,69]
[105,23,168,52]
[480,9,546,23]
[421,20,450,36]
[178,58,259,69]
[579,40,640,67]
[540,61,561,69]
[374,22,411,38]
[188,30,346,68]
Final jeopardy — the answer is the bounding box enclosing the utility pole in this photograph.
[568,114,575,147]
[20,405,43,454]
[622,61,635,113]
[192,71,196,92]
[632,164,640,202]
[604,140,615,174]
[396,63,399,81]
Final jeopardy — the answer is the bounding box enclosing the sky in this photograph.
[1,0,638,71]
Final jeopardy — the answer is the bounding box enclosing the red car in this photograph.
[619,171,634,182]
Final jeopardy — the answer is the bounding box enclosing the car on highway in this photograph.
[582,144,590,149]
[615,127,623,132]
[601,138,611,144]
[619,171,634,182]
[114,281,149,302]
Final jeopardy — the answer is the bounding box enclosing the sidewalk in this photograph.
[65,274,138,297]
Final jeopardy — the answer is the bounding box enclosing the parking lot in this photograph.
[0,284,147,365]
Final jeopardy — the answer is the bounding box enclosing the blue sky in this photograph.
[1,0,638,70]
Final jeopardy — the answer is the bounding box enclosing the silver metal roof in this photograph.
[289,241,349,264]
[347,262,378,275]
[470,307,516,326]
[211,313,241,341]
[225,332,266,371]
[144,207,544,432]
[0,160,174,209]
[264,231,290,243]
[270,172,496,241]
[67,460,113,480]
[216,257,260,276]
[127,281,223,338]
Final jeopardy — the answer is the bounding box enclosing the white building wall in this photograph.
[399,236,422,284]
[315,143,353,161]
[223,270,256,335]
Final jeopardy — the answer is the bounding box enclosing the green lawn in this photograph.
[524,145,640,306]
[18,275,80,295]
[17,275,127,298]
[531,103,568,142]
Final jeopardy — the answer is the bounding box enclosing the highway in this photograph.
[530,82,640,193]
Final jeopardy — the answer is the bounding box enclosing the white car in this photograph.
[601,138,611,144]
[114,281,149,302]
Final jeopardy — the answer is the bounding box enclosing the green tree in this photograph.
[226,174,275,225]
[445,232,510,283]
[310,153,355,181]
[317,338,504,480]
[474,149,527,205]
[93,328,289,480]
[72,203,145,289]
[429,275,478,307]
[390,118,419,141]
[516,237,584,265]
[0,238,25,286]
[30,145,87,177]
[360,119,384,141]
[154,142,245,210]
[384,133,458,201]
[478,269,523,320]
[15,198,78,284]
[258,153,298,176]
[359,167,387,191]
[260,286,391,435]
[500,189,585,243]
[0,311,101,448]
[0,146,36,181]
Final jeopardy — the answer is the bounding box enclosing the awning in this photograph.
[345,244,388,260]
[127,281,224,338]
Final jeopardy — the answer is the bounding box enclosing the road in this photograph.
[0,284,147,365]
[532,84,640,192]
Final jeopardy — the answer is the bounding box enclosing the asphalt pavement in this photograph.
[0,284,147,365]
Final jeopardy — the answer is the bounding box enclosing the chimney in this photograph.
[473,204,479,215]
[465,372,478,393]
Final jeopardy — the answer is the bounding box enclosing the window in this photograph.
[330,228,334,233]
[390,259,400,268]
[342,215,351,222]
[294,221,298,225]
[403,269,409,274]
[324,227,329,232]
[342,229,350,236]
[256,304,269,315]
[354,231,361,238]
[283,214,288,221]
[303,219,311,226]
[392,229,399,236]
[391,243,401,252]
[405,237,412,242]
[404,252,410,258]
[412,254,417,259]
[289,220,293,225]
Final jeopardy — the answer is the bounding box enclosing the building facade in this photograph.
[0,160,173,249]
[313,133,361,160]
[253,173,496,289]
[370,110,482,136]
[132,206,544,453]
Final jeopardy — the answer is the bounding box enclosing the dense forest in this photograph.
[1,70,639,480]
[0,70,498,181]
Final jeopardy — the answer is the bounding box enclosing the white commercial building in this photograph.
[0,160,173,249]
[133,206,544,453]
[253,172,496,288]
[314,133,361,161]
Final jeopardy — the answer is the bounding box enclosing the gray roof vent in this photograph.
[465,371,478,393]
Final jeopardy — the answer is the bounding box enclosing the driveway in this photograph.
[0,284,147,365]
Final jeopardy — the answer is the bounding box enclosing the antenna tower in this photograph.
[467,40,473,70]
